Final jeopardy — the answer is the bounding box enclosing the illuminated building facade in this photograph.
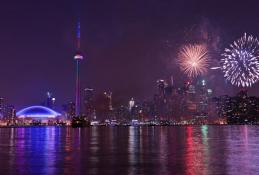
[83,88,95,119]
[0,97,17,125]
[215,90,259,124]
[45,92,56,109]
[62,102,76,120]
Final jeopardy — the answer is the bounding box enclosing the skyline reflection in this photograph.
[0,126,258,174]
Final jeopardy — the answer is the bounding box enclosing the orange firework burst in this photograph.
[177,44,210,78]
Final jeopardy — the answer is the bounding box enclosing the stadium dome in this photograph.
[17,106,61,119]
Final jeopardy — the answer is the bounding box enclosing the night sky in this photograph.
[1,0,259,110]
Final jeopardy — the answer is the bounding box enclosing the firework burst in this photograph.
[221,33,259,87]
[177,44,210,78]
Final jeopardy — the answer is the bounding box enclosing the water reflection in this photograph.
[184,126,211,174]
[128,126,138,175]
[226,126,259,174]
[0,126,258,174]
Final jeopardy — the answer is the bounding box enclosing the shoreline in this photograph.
[0,124,257,128]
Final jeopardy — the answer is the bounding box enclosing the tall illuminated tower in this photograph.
[74,19,83,116]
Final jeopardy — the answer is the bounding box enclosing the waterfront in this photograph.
[0,126,259,175]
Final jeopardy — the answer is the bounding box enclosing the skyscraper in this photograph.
[83,88,94,119]
[74,19,83,116]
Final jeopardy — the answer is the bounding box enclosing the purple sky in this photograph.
[0,0,259,110]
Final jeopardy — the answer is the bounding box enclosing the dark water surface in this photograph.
[0,126,258,175]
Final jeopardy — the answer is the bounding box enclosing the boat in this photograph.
[71,116,90,128]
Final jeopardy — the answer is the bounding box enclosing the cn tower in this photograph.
[74,19,83,116]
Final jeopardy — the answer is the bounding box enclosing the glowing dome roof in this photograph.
[17,106,61,118]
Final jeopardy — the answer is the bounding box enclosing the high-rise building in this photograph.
[129,98,135,112]
[62,102,75,120]
[83,88,95,119]
[5,105,16,125]
[216,90,259,124]
[45,92,55,109]
[46,92,52,108]
[104,91,115,120]
[0,97,17,125]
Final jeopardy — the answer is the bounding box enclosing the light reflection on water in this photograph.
[0,126,259,175]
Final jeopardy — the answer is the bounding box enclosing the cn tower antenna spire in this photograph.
[76,18,81,50]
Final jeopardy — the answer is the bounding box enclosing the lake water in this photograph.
[0,126,258,175]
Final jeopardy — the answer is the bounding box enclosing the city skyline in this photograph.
[1,0,259,110]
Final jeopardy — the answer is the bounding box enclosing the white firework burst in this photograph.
[221,33,259,87]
